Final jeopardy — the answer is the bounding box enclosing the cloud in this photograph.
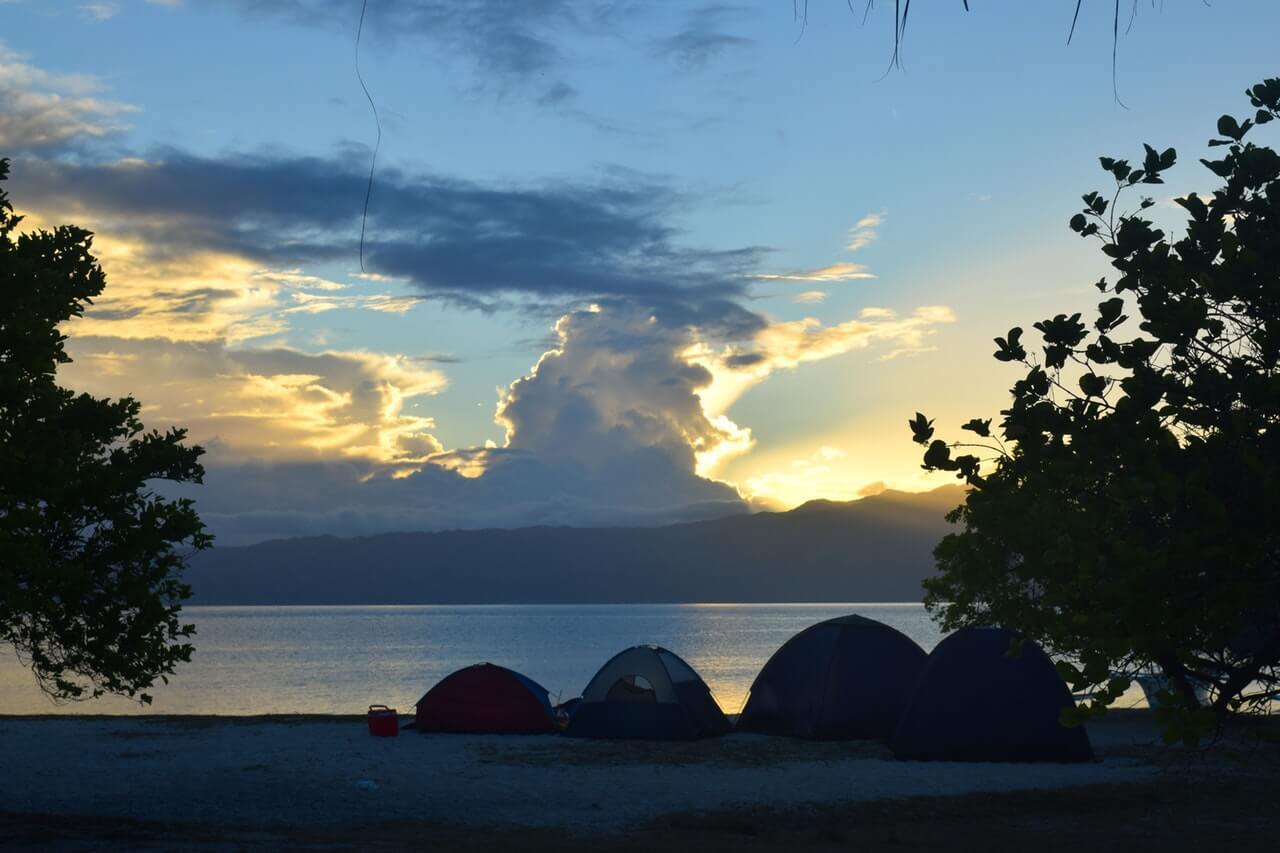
[54,294,955,543]
[756,210,885,293]
[494,304,749,495]
[857,480,888,497]
[652,5,754,69]
[742,445,859,508]
[78,3,119,20]
[12,150,769,332]
[7,134,949,543]
[754,262,875,282]
[0,42,136,150]
[791,290,827,304]
[283,290,421,316]
[209,0,613,103]
[690,305,958,423]
[13,207,418,343]
[63,337,447,468]
[846,211,884,251]
[148,302,760,544]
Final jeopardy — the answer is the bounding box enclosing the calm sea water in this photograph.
[0,604,941,716]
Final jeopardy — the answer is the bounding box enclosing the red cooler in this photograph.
[367,704,399,737]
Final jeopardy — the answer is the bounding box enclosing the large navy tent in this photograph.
[736,614,928,739]
[891,627,1093,762]
[565,645,730,740]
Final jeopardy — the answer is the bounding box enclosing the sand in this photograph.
[0,713,1165,832]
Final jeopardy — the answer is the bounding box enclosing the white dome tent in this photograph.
[565,645,731,740]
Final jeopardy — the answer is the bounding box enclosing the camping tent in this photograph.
[736,614,928,739]
[564,645,730,740]
[414,663,557,734]
[891,627,1094,762]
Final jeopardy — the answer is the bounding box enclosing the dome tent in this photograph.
[564,645,731,740]
[736,614,928,740]
[891,627,1094,762]
[415,663,557,734]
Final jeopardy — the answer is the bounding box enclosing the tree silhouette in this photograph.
[0,159,211,704]
[910,79,1280,744]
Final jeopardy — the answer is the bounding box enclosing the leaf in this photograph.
[961,418,992,437]
[1216,114,1251,141]
[921,439,953,471]
[1079,373,1107,397]
[1069,213,1088,233]
[993,327,1026,362]
[1174,193,1208,220]
[1142,143,1161,173]
[1199,157,1233,178]
[1095,297,1127,332]
[908,412,935,445]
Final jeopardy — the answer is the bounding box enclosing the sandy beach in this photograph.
[7,709,1272,850]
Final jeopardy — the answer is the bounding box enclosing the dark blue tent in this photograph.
[564,645,730,740]
[891,627,1094,762]
[736,614,928,739]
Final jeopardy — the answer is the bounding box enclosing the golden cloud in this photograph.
[65,338,448,468]
[686,304,956,476]
[753,262,876,282]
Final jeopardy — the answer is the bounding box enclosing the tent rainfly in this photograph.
[891,626,1094,762]
[564,645,731,740]
[736,614,928,740]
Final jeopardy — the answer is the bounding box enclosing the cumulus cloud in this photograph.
[0,42,136,150]
[494,305,750,500]
[57,293,955,543]
[125,297,955,543]
[485,301,957,488]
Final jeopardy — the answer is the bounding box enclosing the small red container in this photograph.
[367,704,399,737]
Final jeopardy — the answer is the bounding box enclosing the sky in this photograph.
[3,0,1278,545]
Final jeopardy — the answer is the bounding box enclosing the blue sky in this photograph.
[4,0,1278,542]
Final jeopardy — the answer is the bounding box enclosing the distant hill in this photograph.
[184,485,966,605]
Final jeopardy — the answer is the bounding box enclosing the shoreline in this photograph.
[0,712,1161,827]
[2,710,1274,850]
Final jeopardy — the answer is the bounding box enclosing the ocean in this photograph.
[0,603,940,716]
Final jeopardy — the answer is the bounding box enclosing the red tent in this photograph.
[414,663,558,734]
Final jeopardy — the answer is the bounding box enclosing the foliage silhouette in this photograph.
[0,159,211,703]
[911,79,1280,745]
[815,1,1187,103]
